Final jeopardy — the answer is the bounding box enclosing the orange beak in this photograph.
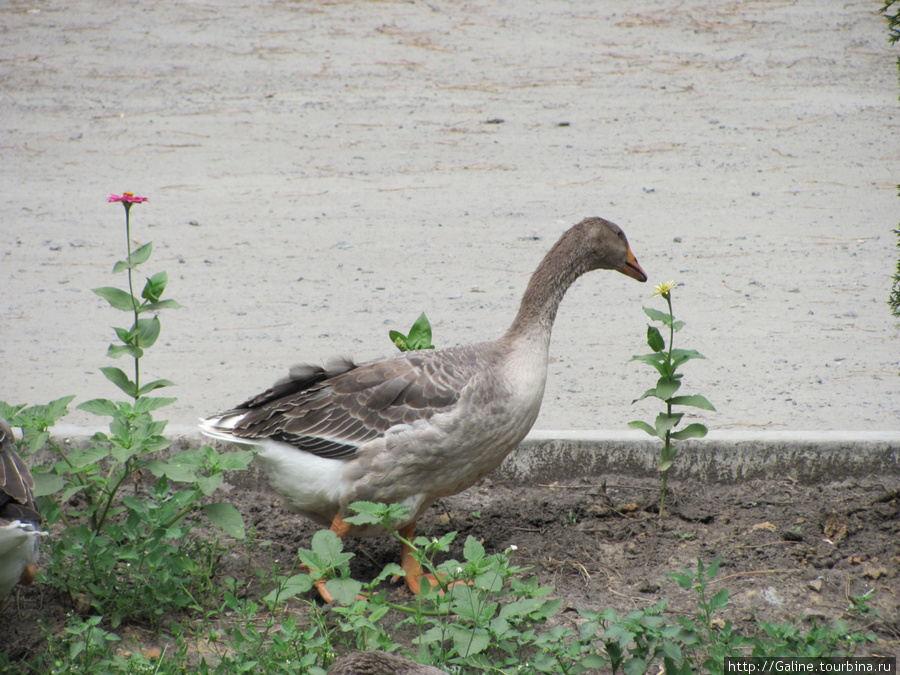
[619,246,647,282]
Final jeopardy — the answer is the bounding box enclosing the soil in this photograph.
[3,470,898,665]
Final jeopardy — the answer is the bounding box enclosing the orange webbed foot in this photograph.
[303,514,368,603]
[397,522,469,596]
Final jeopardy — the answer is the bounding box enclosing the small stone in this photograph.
[862,565,887,580]
[802,607,829,622]
[637,580,659,593]
[763,586,784,606]
[807,577,824,592]
[782,529,803,542]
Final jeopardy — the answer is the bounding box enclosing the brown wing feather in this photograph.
[0,418,41,524]
[227,346,487,459]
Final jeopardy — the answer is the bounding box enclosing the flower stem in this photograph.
[660,290,676,522]
[123,203,141,399]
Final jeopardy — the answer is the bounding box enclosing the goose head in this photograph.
[507,217,646,338]
[558,216,647,282]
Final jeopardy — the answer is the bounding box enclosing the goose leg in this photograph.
[398,521,453,595]
[19,564,37,586]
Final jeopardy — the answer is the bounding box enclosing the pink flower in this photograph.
[108,192,148,204]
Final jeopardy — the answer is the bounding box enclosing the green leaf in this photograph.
[131,242,153,266]
[372,562,405,585]
[23,430,49,455]
[643,306,673,324]
[0,401,26,422]
[474,570,504,593]
[263,574,314,605]
[324,578,363,605]
[646,326,665,352]
[45,395,76,420]
[581,655,610,669]
[32,471,66,497]
[628,420,656,437]
[138,299,183,314]
[406,312,434,350]
[100,367,137,397]
[391,313,435,352]
[310,529,347,566]
[655,412,683,438]
[69,444,110,469]
[346,501,385,520]
[463,535,486,563]
[106,344,142,359]
[450,625,490,657]
[632,387,660,404]
[669,394,716,411]
[413,626,446,646]
[112,326,133,344]
[389,330,409,352]
[141,271,167,303]
[61,482,89,504]
[629,352,671,377]
[77,398,119,417]
[134,316,161,348]
[197,473,224,496]
[112,242,153,273]
[136,378,176,396]
[203,502,246,539]
[669,423,708,441]
[709,588,730,611]
[147,459,199,483]
[215,450,255,471]
[93,287,138,312]
[623,657,649,675]
[670,348,707,368]
[655,377,681,401]
[133,397,177,414]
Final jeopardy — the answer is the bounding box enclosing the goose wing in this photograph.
[218,348,481,460]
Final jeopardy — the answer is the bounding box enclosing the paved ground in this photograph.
[2,0,898,434]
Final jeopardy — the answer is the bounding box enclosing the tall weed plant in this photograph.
[1,192,252,629]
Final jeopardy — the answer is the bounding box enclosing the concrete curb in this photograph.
[500,430,900,485]
[44,426,900,485]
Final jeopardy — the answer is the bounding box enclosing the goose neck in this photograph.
[504,238,590,342]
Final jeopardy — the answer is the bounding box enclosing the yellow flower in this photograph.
[651,280,677,297]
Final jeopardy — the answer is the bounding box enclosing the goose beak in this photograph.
[619,247,648,282]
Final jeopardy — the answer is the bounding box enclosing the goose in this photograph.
[328,651,447,675]
[201,217,646,598]
[0,418,46,598]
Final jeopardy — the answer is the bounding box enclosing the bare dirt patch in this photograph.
[3,470,898,663]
